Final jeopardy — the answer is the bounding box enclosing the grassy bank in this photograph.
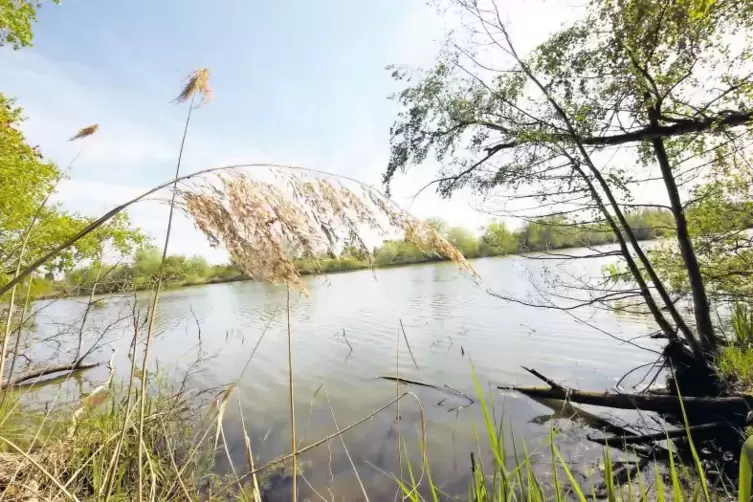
[2,365,749,501]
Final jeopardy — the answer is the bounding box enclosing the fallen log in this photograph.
[498,384,753,415]
[589,422,733,447]
[498,366,753,418]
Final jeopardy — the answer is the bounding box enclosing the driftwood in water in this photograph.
[589,421,735,447]
[378,376,474,409]
[498,367,752,417]
[1,361,101,389]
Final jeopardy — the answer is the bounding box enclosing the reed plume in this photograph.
[178,168,477,292]
[68,124,99,141]
[175,68,212,106]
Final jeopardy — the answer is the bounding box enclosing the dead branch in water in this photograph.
[589,421,736,447]
[499,366,753,416]
[398,320,419,370]
[1,361,101,389]
[378,376,474,409]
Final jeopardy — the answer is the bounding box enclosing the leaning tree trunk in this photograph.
[648,106,719,356]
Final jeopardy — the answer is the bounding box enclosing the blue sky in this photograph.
[2,0,578,262]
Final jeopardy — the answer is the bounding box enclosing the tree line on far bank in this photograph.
[53,208,674,296]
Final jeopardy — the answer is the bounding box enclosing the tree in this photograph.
[1,0,142,294]
[0,95,143,295]
[0,0,57,49]
[445,226,479,257]
[385,0,753,389]
[479,221,517,256]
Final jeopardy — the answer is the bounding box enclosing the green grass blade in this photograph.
[603,445,615,502]
[553,442,587,502]
[739,434,753,502]
[655,463,666,502]
[666,435,683,502]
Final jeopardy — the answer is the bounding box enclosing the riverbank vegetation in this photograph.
[49,208,673,297]
[3,0,753,498]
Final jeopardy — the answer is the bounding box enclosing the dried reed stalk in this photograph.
[175,69,212,106]
[138,67,211,502]
[286,288,297,502]
[0,162,478,299]
[68,124,99,142]
[178,169,477,292]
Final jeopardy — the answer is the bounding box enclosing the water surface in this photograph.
[29,251,663,499]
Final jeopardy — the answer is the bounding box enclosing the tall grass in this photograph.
[393,371,744,502]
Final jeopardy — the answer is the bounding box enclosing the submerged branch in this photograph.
[589,421,736,447]
[1,360,101,389]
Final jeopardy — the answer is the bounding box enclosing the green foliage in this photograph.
[716,304,753,391]
[373,239,428,266]
[63,245,230,294]
[445,226,480,258]
[732,304,753,349]
[479,222,517,256]
[646,175,753,301]
[0,0,58,49]
[518,210,673,253]
[0,95,143,301]
[57,210,673,296]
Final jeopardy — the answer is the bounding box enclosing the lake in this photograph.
[26,249,664,499]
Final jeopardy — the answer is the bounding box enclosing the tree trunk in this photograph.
[649,107,719,354]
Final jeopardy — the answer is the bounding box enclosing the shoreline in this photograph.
[38,241,633,300]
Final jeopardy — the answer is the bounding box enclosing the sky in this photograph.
[2,0,582,263]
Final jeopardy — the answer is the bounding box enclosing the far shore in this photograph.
[37,242,631,301]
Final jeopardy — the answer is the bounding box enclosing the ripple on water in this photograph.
[30,252,663,499]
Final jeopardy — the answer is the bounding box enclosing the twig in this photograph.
[342,328,353,353]
[399,319,419,370]
[238,392,422,479]
[522,366,564,390]
[237,393,262,502]
[67,351,116,438]
[443,384,475,409]
[323,387,370,502]
[588,422,732,446]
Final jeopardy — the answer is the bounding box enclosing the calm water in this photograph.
[27,250,664,499]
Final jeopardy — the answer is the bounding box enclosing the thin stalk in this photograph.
[287,287,297,502]
[0,279,33,410]
[0,284,19,396]
[138,93,195,502]
[396,322,403,485]
[103,319,141,501]
[75,260,102,363]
